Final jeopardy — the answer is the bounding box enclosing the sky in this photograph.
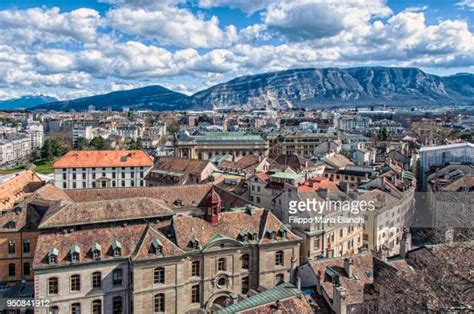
[0,0,473,100]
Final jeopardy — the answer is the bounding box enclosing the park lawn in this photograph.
[34,160,55,174]
[0,165,25,174]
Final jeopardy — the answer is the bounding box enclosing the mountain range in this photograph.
[12,67,474,111]
[0,95,57,110]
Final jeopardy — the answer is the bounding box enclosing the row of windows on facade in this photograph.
[6,239,30,254]
[62,167,146,172]
[63,180,145,189]
[48,269,124,295]
[48,296,123,314]
[48,274,288,314]
[62,171,145,180]
[7,262,31,277]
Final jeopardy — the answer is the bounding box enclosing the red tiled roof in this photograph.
[53,150,154,168]
[153,156,215,176]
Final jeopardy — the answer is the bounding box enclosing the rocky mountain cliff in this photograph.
[192,67,474,109]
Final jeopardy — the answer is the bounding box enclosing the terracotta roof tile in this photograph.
[152,156,215,176]
[53,150,154,168]
[133,225,185,260]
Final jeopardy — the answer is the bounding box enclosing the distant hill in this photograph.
[192,67,474,109]
[0,95,57,110]
[33,85,191,111]
[30,67,474,111]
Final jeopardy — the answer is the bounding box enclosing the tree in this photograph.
[74,137,90,150]
[89,136,108,150]
[128,139,143,150]
[41,138,68,161]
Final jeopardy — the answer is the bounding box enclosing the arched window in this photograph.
[70,274,81,291]
[92,299,102,314]
[217,258,226,271]
[49,305,59,314]
[275,251,284,266]
[154,293,165,313]
[112,296,122,314]
[154,267,165,284]
[241,254,250,270]
[71,303,81,314]
[92,272,102,288]
[48,277,58,295]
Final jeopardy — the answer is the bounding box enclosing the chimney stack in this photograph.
[333,285,347,314]
[343,258,353,278]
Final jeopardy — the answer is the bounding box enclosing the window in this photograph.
[191,261,200,277]
[8,240,15,254]
[92,300,102,314]
[242,276,249,294]
[63,182,67,189]
[23,262,31,276]
[276,273,284,285]
[8,263,15,277]
[93,249,101,260]
[71,252,80,263]
[121,180,125,187]
[314,237,320,249]
[113,247,121,257]
[48,277,58,295]
[242,254,249,270]
[154,267,165,284]
[70,274,81,292]
[23,240,31,253]
[154,293,165,313]
[112,296,123,314]
[92,272,102,288]
[275,251,284,266]
[191,284,200,303]
[49,255,57,264]
[217,258,226,271]
[49,306,59,314]
[112,269,123,286]
[71,303,81,314]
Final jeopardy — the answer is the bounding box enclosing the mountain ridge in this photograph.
[28,67,474,111]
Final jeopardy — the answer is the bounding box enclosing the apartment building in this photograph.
[72,124,93,146]
[33,184,301,313]
[276,132,339,158]
[53,150,154,189]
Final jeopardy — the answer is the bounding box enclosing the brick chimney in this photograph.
[333,285,347,314]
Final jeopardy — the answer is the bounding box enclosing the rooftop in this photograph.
[53,150,154,169]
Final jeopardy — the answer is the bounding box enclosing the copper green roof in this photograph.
[217,283,302,314]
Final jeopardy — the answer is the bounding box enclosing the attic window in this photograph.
[48,248,59,265]
[189,237,200,250]
[151,238,163,255]
[92,243,101,260]
[268,230,276,241]
[70,245,81,263]
[278,228,287,239]
[6,221,16,229]
[112,240,122,257]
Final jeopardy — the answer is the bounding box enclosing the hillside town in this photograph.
[0,105,472,313]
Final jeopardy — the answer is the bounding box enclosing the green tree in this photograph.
[89,136,109,150]
[74,137,90,150]
[41,138,68,161]
[128,139,143,150]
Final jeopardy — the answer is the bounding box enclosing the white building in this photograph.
[0,140,14,165]
[72,125,93,146]
[53,150,154,189]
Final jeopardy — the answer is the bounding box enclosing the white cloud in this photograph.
[455,0,474,10]
[263,0,392,40]
[199,0,270,14]
[0,7,101,45]
[106,6,238,48]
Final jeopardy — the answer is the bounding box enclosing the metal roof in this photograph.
[217,283,302,314]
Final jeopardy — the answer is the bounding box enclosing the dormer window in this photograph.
[92,243,101,260]
[111,240,122,257]
[278,228,287,239]
[189,237,200,250]
[49,248,59,265]
[267,229,276,241]
[151,238,163,255]
[70,245,80,263]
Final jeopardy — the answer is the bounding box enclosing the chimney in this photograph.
[445,228,454,244]
[318,188,329,200]
[343,258,353,278]
[400,228,412,259]
[333,285,347,314]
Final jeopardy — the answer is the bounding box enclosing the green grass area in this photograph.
[0,165,25,174]
[33,160,55,174]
